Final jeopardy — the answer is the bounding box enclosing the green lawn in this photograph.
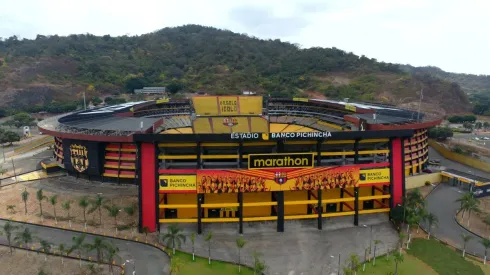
[172,250,254,275]
[407,238,484,275]
[359,253,437,275]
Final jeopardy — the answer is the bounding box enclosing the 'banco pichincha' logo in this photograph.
[70,144,89,173]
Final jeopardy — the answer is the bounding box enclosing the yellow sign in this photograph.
[218,96,238,115]
[359,169,390,184]
[345,104,357,112]
[159,175,197,193]
[293,98,309,102]
[156,98,170,104]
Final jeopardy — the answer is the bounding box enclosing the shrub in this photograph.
[424,181,431,186]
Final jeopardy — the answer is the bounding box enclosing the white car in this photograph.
[483,137,490,140]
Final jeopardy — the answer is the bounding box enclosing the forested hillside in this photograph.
[0,25,470,115]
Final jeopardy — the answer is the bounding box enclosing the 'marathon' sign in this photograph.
[231,132,332,140]
[248,153,314,169]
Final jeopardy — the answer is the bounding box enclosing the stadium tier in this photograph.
[38,96,441,233]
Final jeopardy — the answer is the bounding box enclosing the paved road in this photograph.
[429,147,489,178]
[0,219,170,275]
[423,183,486,258]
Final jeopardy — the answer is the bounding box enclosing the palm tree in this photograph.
[2,221,19,253]
[21,188,29,215]
[86,236,110,263]
[393,253,404,275]
[481,239,490,264]
[36,189,47,219]
[347,253,359,275]
[417,208,428,233]
[57,243,67,265]
[426,213,439,239]
[398,232,405,255]
[406,214,419,248]
[205,231,213,265]
[456,193,474,220]
[69,234,86,267]
[161,224,186,255]
[236,237,247,273]
[104,203,121,233]
[190,232,196,261]
[373,240,382,266]
[49,195,58,224]
[123,202,137,236]
[362,247,369,271]
[38,239,52,261]
[170,257,184,275]
[461,233,473,258]
[465,199,481,228]
[62,200,73,227]
[78,197,89,228]
[106,245,120,275]
[14,227,34,257]
[142,226,149,242]
[88,194,105,226]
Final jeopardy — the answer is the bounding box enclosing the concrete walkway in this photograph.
[0,219,170,275]
[172,214,399,275]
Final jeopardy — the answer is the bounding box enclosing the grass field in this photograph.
[171,250,254,275]
[407,238,484,275]
[359,252,437,275]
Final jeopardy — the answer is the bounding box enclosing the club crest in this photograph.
[70,144,89,173]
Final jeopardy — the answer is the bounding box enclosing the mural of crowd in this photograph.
[197,167,359,193]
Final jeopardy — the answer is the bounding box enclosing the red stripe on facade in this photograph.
[141,143,157,232]
[391,138,403,206]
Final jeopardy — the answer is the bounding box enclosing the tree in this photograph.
[205,231,213,264]
[463,122,473,130]
[484,122,490,130]
[0,131,21,145]
[456,193,474,220]
[87,194,105,226]
[428,127,453,140]
[426,212,439,239]
[69,234,86,267]
[142,226,149,242]
[406,214,419,248]
[105,244,120,274]
[36,189,47,219]
[236,237,247,273]
[2,221,19,254]
[49,195,58,223]
[21,188,29,215]
[465,198,481,228]
[58,243,67,265]
[104,203,121,233]
[398,232,405,255]
[393,253,404,275]
[14,227,34,257]
[481,239,490,265]
[0,164,6,185]
[161,224,186,255]
[170,257,184,275]
[85,236,111,263]
[38,239,52,261]
[373,240,382,266]
[123,202,137,236]
[475,122,483,129]
[62,200,73,226]
[78,196,89,228]
[6,112,35,128]
[253,251,266,275]
[347,253,360,275]
[461,233,472,258]
[6,205,16,213]
[190,232,196,261]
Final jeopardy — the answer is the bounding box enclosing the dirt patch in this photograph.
[0,182,140,237]
[456,196,490,238]
[0,246,111,275]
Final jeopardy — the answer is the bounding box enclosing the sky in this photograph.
[1,0,489,75]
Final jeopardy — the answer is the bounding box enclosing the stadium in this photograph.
[37,96,441,234]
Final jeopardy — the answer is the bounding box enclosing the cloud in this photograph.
[229,5,308,37]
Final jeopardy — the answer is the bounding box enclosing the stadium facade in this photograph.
[38,96,441,233]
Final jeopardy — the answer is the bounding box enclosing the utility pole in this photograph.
[416,88,423,122]
[83,91,87,110]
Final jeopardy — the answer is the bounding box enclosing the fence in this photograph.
[429,140,490,173]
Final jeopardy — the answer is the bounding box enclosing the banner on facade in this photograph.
[248,153,314,169]
[159,175,197,193]
[358,169,390,184]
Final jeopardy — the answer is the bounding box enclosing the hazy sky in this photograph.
[1,0,489,75]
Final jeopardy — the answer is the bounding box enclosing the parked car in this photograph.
[422,168,433,173]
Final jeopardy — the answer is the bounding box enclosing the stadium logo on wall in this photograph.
[274,172,288,184]
[70,144,89,173]
[223,118,238,126]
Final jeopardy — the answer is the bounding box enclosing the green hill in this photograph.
[0,25,470,115]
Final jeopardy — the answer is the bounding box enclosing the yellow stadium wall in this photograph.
[166,193,197,219]
[250,117,269,133]
[313,188,341,212]
[285,190,307,215]
[406,173,442,189]
[204,193,237,218]
[344,187,355,211]
[193,118,212,133]
[429,140,490,173]
[243,192,271,217]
